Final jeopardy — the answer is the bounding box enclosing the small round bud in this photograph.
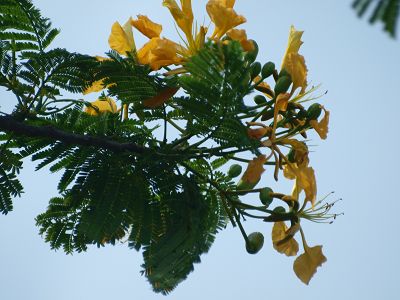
[259,187,273,207]
[246,232,264,254]
[274,76,292,95]
[250,62,262,79]
[261,62,275,78]
[253,95,267,105]
[228,164,242,178]
[273,206,286,214]
[287,148,296,163]
[245,40,258,63]
[279,69,291,78]
[307,103,322,120]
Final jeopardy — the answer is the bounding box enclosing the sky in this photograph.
[1,0,400,299]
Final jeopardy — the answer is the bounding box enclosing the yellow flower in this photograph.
[84,97,118,115]
[272,222,299,256]
[108,18,136,55]
[226,29,255,51]
[309,106,330,140]
[131,15,162,39]
[206,0,246,40]
[163,0,208,56]
[281,26,308,94]
[137,37,183,70]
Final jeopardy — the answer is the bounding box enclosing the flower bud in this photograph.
[228,164,242,178]
[261,61,275,78]
[246,232,264,254]
[259,187,273,206]
[307,103,322,120]
[274,76,292,95]
[253,95,267,105]
[245,40,258,63]
[250,62,262,79]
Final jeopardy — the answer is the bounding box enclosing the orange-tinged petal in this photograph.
[272,222,299,256]
[84,97,118,115]
[207,0,246,40]
[293,245,327,285]
[247,127,269,140]
[108,19,135,55]
[253,76,273,98]
[238,155,266,186]
[143,87,179,108]
[137,37,183,70]
[226,29,254,51]
[310,107,330,140]
[131,15,162,39]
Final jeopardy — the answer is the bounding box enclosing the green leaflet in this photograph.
[353,0,399,37]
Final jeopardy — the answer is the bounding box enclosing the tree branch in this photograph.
[0,115,152,154]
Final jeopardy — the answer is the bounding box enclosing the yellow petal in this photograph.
[239,155,267,185]
[284,53,308,94]
[131,15,162,39]
[226,29,255,52]
[143,87,179,108]
[163,0,194,42]
[283,162,316,205]
[281,26,308,94]
[84,97,118,115]
[207,0,246,40]
[108,19,135,55]
[293,245,327,285]
[271,222,299,256]
[309,107,330,140]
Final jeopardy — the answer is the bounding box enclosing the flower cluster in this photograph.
[82,0,337,286]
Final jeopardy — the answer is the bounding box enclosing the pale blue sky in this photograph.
[1,1,399,299]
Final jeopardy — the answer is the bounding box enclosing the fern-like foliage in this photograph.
[0,136,23,214]
[0,0,59,54]
[353,0,400,37]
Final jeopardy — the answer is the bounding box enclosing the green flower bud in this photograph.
[253,95,267,105]
[245,40,258,63]
[228,164,242,178]
[246,232,264,254]
[250,62,262,79]
[273,206,286,214]
[279,68,291,78]
[287,148,296,163]
[259,187,273,206]
[274,76,292,95]
[307,103,322,120]
[261,62,275,78]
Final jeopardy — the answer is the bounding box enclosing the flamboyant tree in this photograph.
[0,0,340,294]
